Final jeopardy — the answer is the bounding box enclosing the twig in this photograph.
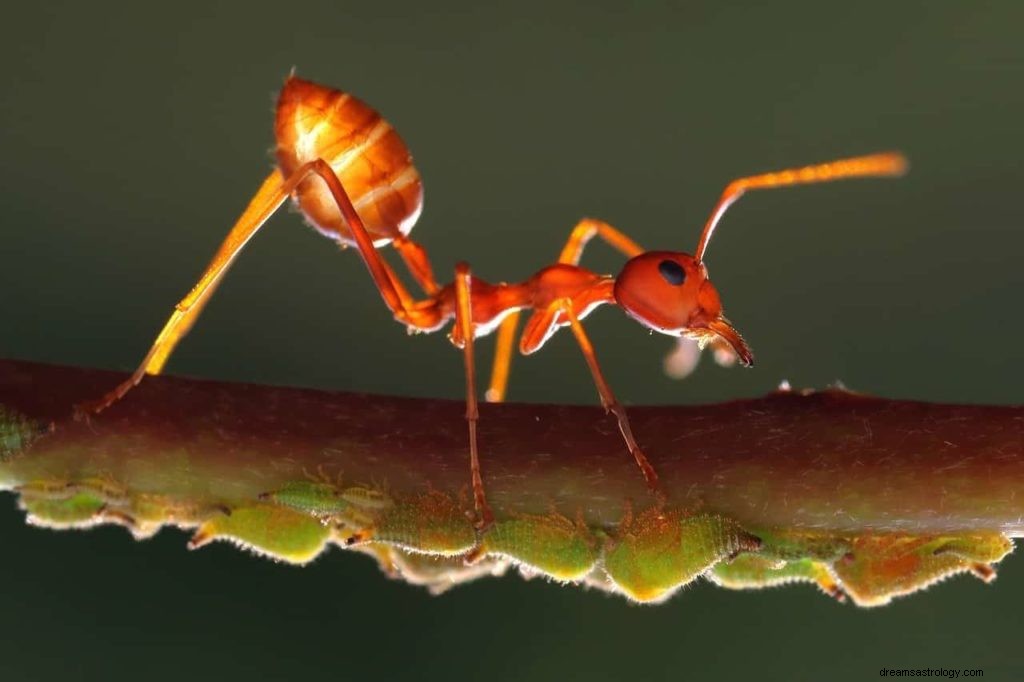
[1,359,1020,606]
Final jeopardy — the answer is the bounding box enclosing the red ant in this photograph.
[83,76,908,528]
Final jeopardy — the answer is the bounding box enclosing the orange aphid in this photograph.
[84,75,908,528]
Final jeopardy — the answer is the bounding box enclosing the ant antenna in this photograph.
[693,151,909,263]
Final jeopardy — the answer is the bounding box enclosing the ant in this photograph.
[82,75,908,529]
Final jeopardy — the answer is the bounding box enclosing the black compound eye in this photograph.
[658,259,687,286]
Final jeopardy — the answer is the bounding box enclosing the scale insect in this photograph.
[81,75,908,529]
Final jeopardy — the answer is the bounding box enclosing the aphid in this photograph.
[81,75,908,528]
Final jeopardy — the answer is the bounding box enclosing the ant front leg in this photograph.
[485,214,644,405]
[453,262,494,530]
[554,300,662,494]
[557,218,644,266]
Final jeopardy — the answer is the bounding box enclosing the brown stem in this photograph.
[1,358,1021,606]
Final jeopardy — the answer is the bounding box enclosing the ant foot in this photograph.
[474,506,495,534]
[638,465,668,509]
[73,392,120,422]
[650,480,668,504]
[463,509,495,566]
[72,400,100,423]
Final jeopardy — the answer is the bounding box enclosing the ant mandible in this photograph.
[83,75,908,528]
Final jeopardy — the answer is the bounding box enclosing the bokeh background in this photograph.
[2,1,1022,679]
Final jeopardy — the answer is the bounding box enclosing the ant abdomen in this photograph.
[275,76,423,248]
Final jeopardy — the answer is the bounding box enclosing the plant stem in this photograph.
[1,358,1020,605]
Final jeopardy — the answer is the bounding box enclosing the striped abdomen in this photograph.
[275,76,424,247]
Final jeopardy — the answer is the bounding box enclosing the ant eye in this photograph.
[658,260,687,286]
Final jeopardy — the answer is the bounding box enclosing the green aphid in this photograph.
[69,475,131,504]
[603,510,761,603]
[747,527,850,563]
[340,486,393,510]
[372,491,476,556]
[259,480,348,517]
[15,479,77,500]
[353,544,509,595]
[831,532,1014,607]
[0,405,49,461]
[189,504,331,565]
[709,554,842,598]
[482,513,598,581]
[21,491,106,528]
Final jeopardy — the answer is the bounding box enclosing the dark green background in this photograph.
[2,2,1022,680]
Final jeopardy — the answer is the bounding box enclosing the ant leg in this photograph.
[298,160,430,322]
[81,170,293,414]
[84,159,430,415]
[484,310,521,403]
[694,152,908,261]
[392,236,439,296]
[454,262,494,530]
[557,218,645,266]
[556,300,661,492]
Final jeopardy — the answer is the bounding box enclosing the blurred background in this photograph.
[1,1,1022,679]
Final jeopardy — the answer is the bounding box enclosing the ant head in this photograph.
[613,251,753,366]
[610,151,913,371]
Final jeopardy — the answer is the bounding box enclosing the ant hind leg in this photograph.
[78,169,291,416]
